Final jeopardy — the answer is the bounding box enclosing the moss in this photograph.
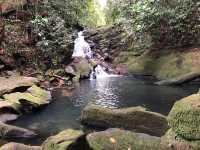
[87,128,165,150]
[81,105,168,136]
[161,129,200,150]
[3,85,51,107]
[42,129,83,150]
[114,50,200,79]
[168,94,200,140]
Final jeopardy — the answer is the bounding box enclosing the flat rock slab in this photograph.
[87,128,166,150]
[81,105,169,136]
[0,122,37,139]
[0,76,39,96]
[0,142,41,150]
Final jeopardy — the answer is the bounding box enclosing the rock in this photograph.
[0,76,39,96]
[42,129,84,150]
[3,85,52,109]
[0,123,36,139]
[115,64,129,75]
[0,55,16,68]
[0,0,27,14]
[27,85,52,103]
[87,128,166,150]
[0,142,41,150]
[168,93,200,140]
[0,100,20,122]
[155,72,200,85]
[161,129,200,150]
[81,105,169,136]
[65,65,76,76]
[70,58,92,80]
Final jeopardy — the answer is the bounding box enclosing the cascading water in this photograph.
[72,31,93,59]
[72,31,117,80]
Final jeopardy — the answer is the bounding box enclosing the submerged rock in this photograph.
[0,76,39,96]
[81,105,169,136]
[42,129,85,150]
[168,93,200,140]
[0,123,36,139]
[0,142,41,150]
[87,128,166,150]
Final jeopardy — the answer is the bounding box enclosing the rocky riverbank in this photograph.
[0,90,200,150]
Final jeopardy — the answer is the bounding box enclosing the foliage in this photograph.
[30,10,73,70]
[106,0,200,49]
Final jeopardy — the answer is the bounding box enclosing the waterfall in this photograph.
[72,31,93,59]
[72,31,119,80]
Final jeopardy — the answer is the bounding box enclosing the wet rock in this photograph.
[161,129,200,150]
[0,76,39,96]
[168,93,200,140]
[65,66,76,76]
[0,123,36,139]
[42,129,85,150]
[68,58,92,81]
[0,142,41,150]
[3,85,52,109]
[81,105,169,136]
[115,64,129,75]
[87,128,166,150]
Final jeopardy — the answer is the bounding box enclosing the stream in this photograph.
[6,76,199,145]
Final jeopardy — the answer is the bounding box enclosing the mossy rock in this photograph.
[168,94,200,140]
[0,76,39,97]
[0,123,36,139]
[3,85,52,109]
[87,128,166,150]
[0,142,41,150]
[42,129,84,150]
[161,129,200,150]
[81,105,169,136]
[73,58,92,79]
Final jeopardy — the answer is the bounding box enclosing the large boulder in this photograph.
[87,128,166,150]
[168,93,200,140]
[0,123,36,139]
[81,105,169,136]
[42,129,85,150]
[3,85,52,109]
[0,76,39,96]
[66,58,92,81]
[161,129,200,150]
[0,142,41,150]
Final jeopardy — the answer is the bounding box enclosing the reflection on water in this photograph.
[11,77,199,145]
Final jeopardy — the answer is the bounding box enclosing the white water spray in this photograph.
[72,31,93,58]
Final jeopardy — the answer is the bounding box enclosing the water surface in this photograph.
[11,77,199,145]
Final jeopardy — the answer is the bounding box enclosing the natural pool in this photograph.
[9,76,199,145]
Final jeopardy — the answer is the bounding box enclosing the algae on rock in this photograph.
[42,129,84,150]
[81,105,169,137]
[168,93,200,140]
